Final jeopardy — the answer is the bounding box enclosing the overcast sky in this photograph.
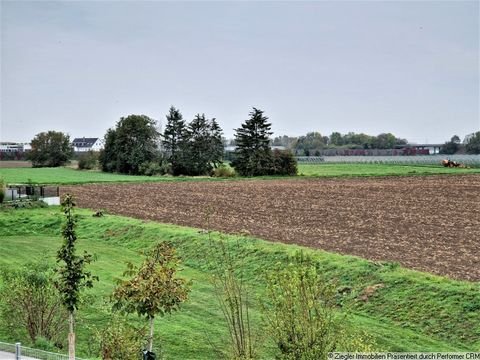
[1,0,479,144]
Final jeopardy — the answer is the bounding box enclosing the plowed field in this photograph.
[62,175,480,281]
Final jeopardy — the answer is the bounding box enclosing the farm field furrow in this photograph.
[63,174,480,281]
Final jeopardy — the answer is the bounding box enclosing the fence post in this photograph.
[15,342,20,360]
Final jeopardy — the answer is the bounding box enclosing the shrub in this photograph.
[139,161,162,176]
[95,314,146,360]
[34,337,58,352]
[212,164,236,178]
[262,252,373,359]
[272,150,297,176]
[78,151,99,170]
[0,260,68,346]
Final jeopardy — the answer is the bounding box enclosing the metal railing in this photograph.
[0,341,84,360]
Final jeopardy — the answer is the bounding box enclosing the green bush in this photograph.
[212,164,236,178]
[262,253,374,358]
[139,161,162,176]
[34,337,58,352]
[78,151,99,170]
[95,314,147,360]
[272,150,297,176]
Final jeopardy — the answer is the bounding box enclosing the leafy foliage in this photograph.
[466,131,480,154]
[55,194,97,358]
[440,135,461,155]
[272,150,298,175]
[0,260,68,346]
[262,253,373,359]
[77,151,99,170]
[212,164,237,178]
[98,128,117,173]
[112,242,190,351]
[95,313,147,360]
[232,108,274,176]
[28,131,73,167]
[55,194,98,313]
[99,115,160,175]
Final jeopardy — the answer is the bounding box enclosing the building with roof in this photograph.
[72,137,104,152]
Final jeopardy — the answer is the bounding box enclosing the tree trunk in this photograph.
[148,316,154,352]
[68,311,75,360]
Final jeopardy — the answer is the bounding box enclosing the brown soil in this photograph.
[62,175,480,281]
[0,161,32,168]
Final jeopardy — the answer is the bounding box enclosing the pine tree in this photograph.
[208,118,224,169]
[232,108,273,176]
[180,114,224,175]
[162,106,187,173]
[184,114,211,175]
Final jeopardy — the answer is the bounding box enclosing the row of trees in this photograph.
[98,107,296,177]
[98,109,224,176]
[23,122,480,169]
[162,107,224,175]
[271,131,408,155]
[440,133,480,155]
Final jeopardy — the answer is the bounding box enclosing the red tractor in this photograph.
[442,159,465,168]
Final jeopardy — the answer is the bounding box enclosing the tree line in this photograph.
[270,132,408,156]
[23,115,480,169]
[98,106,296,177]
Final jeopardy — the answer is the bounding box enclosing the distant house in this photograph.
[72,137,104,152]
[0,142,31,152]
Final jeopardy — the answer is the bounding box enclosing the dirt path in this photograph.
[63,175,480,281]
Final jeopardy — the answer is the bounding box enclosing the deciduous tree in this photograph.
[28,131,73,167]
[465,131,480,154]
[99,115,159,175]
[112,242,190,353]
[440,135,461,155]
[55,194,97,360]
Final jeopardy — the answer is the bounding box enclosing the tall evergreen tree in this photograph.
[180,114,224,175]
[162,106,186,173]
[208,118,224,169]
[232,108,273,176]
[183,114,211,176]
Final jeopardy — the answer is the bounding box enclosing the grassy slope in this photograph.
[0,208,478,359]
[1,164,479,185]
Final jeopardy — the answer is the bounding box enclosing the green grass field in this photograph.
[0,167,181,185]
[0,208,478,359]
[1,163,478,185]
[297,163,480,177]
